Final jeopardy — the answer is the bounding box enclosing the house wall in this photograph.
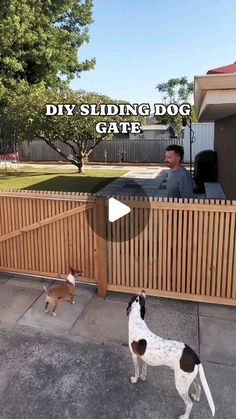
[214,114,236,199]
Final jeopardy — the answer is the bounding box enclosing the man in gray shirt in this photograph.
[165,145,194,198]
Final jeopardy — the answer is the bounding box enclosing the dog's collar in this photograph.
[66,273,75,286]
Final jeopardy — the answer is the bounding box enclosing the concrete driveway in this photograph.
[0,271,235,419]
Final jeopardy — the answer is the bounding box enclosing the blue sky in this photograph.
[71,0,236,106]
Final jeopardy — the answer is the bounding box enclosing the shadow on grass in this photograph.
[0,171,66,178]
[23,175,119,193]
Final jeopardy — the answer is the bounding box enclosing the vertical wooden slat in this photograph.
[134,196,139,289]
[125,195,130,288]
[177,208,183,293]
[139,197,144,289]
[41,198,47,274]
[221,209,230,297]
[152,198,158,290]
[191,210,198,294]
[231,215,236,299]
[206,209,214,296]
[181,203,188,293]
[148,203,153,290]
[227,212,236,298]
[162,206,168,291]
[196,206,203,295]
[166,206,172,291]
[107,201,112,284]
[201,210,209,295]
[120,195,125,287]
[9,197,17,268]
[143,197,149,290]
[186,206,193,294]
[112,217,117,286]
[211,210,219,296]
[95,196,107,297]
[19,198,25,270]
[172,206,178,292]
[130,196,135,288]
[5,197,12,267]
[47,195,53,274]
[216,211,225,297]
[158,204,163,290]
[116,217,121,286]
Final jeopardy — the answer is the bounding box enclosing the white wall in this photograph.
[183,122,214,163]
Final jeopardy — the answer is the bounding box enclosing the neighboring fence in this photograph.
[183,122,214,163]
[0,190,235,305]
[18,138,183,163]
[89,138,183,163]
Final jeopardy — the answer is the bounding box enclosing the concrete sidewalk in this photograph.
[97,165,205,199]
[0,271,235,418]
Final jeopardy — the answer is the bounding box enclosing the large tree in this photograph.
[155,77,196,136]
[1,88,140,172]
[0,0,95,103]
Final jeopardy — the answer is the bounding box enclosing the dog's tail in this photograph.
[43,286,49,295]
[198,364,215,416]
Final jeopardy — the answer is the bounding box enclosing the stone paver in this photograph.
[18,284,95,333]
[199,302,236,321]
[0,271,14,284]
[71,298,128,344]
[7,275,53,290]
[0,284,42,323]
[200,316,236,366]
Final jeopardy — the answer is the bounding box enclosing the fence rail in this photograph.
[0,190,235,305]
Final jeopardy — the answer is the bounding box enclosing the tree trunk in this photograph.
[77,157,85,173]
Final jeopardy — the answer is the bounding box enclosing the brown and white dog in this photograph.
[44,267,82,316]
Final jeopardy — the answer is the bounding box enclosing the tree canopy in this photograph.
[155,77,196,136]
[156,77,193,104]
[0,0,95,102]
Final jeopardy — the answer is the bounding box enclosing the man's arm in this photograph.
[179,171,194,198]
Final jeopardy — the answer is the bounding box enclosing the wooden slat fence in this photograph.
[0,190,235,305]
[106,196,236,305]
[0,190,98,286]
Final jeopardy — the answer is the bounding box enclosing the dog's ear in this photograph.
[139,294,146,320]
[69,266,75,276]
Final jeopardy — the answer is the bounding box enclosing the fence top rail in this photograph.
[0,189,96,203]
[0,189,236,210]
[103,196,236,212]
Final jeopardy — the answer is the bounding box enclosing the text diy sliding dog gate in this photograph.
[0,190,236,305]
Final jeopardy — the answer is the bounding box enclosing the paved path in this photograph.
[0,271,235,418]
[15,162,206,198]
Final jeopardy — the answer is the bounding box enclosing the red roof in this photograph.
[207,62,236,74]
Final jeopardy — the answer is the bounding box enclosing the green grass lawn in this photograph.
[0,166,126,192]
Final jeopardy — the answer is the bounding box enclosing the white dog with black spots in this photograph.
[127,290,215,419]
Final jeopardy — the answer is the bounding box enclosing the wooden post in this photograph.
[95,196,107,298]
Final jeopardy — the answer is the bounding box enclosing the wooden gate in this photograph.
[106,196,236,306]
[0,190,103,286]
[1,190,236,305]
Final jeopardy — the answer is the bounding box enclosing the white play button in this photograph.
[108,197,131,222]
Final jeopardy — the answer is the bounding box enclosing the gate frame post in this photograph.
[95,196,107,298]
